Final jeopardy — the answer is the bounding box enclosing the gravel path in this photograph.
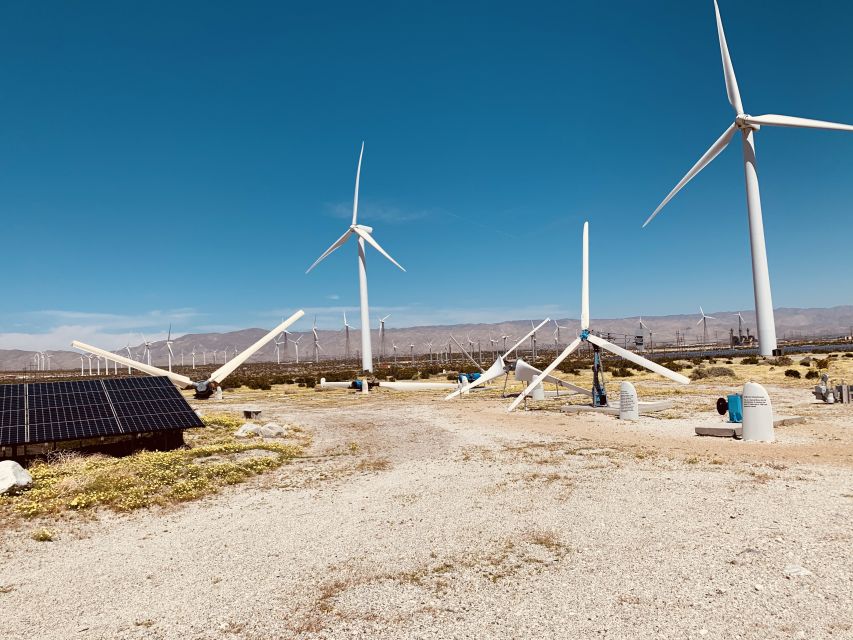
[1,390,851,639]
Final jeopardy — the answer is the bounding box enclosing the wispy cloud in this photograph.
[0,308,203,351]
[326,200,432,224]
[326,294,340,300]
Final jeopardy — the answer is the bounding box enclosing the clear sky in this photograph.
[1,0,852,350]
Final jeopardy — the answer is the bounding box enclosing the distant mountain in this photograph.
[2,305,852,371]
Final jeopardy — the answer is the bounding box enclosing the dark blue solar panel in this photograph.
[0,384,26,446]
[0,376,202,447]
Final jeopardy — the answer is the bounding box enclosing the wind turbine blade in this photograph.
[507,338,582,412]
[352,141,364,226]
[209,310,305,384]
[581,222,589,330]
[697,317,704,325]
[714,0,743,114]
[505,318,551,356]
[706,315,717,320]
[643,123,737,227]
[586,334,690,385]
[444,357,507,400]
[306,229,353,273]
[450,335,485,372]
[742,114,853,133]
[71,340,193,387]
[352,227,406,272]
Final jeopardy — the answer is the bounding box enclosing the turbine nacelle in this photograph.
[735,114,759,131]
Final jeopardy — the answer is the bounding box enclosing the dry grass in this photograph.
[0,414,306,519]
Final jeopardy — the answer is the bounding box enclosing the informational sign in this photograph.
[619,381,639,421]
[742,381,774,442]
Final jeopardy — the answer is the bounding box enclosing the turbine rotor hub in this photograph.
[735,114,760,131]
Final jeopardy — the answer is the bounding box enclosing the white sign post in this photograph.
[742,381,774,442]
[619,381,639,421]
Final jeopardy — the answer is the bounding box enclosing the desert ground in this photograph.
[1,358,852,639]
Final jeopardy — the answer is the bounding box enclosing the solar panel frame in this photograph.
[0,384,26,446]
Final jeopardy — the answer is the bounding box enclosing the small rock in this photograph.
[754,584,764,591]
[258,423,286,438]
[234,423,261,438]
[784,564,812,578]
[0,461,32,495]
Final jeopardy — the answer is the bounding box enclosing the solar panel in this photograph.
[0,376,203,448]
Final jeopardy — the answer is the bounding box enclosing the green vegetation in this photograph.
[784,369,801,379]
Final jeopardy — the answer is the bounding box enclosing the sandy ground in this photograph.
[1,380,852,639]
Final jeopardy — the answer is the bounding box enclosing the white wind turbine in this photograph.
[190,346,197,370]
[291,335,303,364]
[273,333,285,365]
[500,334,513,353]
[165,324,174,373]
[378,314,391,360]
[508,222,689,412]
[79,354,85,376]
[85,353,93,376]
[73,311,304,399]
[46,352,52,371]
[644,0,853,357]
[409,342,415,363]
[392,342,398,365]
[553,320,568,351]
[488,334,499,360]
[342,312,354,360]
[306,143,405,373]
[311,317,323,363]
[697,306,717,347]
[141,334,152,366]
[639,317,652,353]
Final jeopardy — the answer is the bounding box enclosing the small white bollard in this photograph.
[742,381,774,442]
[361,377,369,394]
[619,381,639,421]
[214,386,223,401]
[459,376,470,395]
[530,382,545,401]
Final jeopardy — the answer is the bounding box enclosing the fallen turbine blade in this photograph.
[587,334,690,385]
[209,310,305,384]
[643,123,737,227]
[71,340,194,387]
[742,113,853,133]
[505,318,551,357]
[507,337,582,412]
[444,357,506,400]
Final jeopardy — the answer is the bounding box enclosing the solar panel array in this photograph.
[0,376,203,447]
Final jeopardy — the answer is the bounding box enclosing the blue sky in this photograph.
[1,0,852,349]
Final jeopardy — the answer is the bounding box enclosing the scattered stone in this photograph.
[258,423,286,438]
[754,584,764,591]
[784,564,812,578]
[234,423,261,438]
[0,460,32,495]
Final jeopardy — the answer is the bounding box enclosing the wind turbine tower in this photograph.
[645,0,853,356]
[306,143,405,374]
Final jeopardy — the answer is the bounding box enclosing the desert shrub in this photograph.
[419,371,431,379]
[725,360,734,364]
[845,353,853,358]
[770,356,793,366]
[661,360,684,372]
[805,370,819,380]
[741,356,759,365]
[684,364,693,369]
[784,369,801,379]
[609,367,634,377]
[446,374,458,381]
[799,357,812,366]
[690,366,736,380]
[816,358,831,369]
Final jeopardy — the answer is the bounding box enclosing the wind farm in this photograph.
[1,2,853,639]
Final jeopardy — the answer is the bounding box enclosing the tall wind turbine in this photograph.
[508,222,689,411]
[165,325,174,373]
[697,306,716,347]
[553,320,568,351]
[292,335,303,364]
[342,313,353,361]
[378,314,391,360]
[306,143,405,373]
[190,346,197,370]
[141,334,152,366]
[644,0,853,357]
[639,317,652,353]
[311,317,323,363]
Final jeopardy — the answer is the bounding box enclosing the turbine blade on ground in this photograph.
[507,337,582,412]
[352,227,406,272]
[643,123,737,227]
[714,0,743,114]
[742,114,853,132]
[444,357,506,400]
[586,334,690,385]
[209,310,305,384]
[306,229,353,273]
[71,340,193,387]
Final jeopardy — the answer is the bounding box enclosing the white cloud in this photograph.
[326,201,432,224]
